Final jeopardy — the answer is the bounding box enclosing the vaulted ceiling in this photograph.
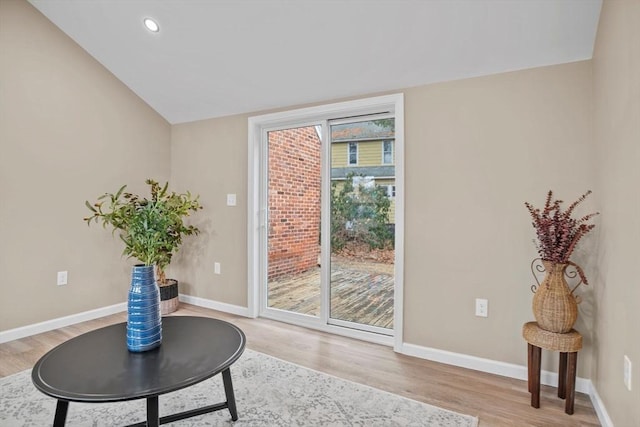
[29,0,602,124]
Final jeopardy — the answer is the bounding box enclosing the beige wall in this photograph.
[403,61,595,376]
[170,115,249,306]
[170,61,595,377]
[0,0,171,330]
[592,0,640,425]
[3,0,635,423]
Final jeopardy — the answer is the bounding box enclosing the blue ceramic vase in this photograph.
[126,265,162,352]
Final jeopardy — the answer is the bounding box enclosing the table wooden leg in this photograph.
[558,352,567,399]
[146,396,159,427]
[222,368,238,421]
[565,352,578,415]
[53,400,69,427]
[531,345,541,409]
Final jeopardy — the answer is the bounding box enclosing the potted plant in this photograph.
[524,190,598,333]
[84,179,202,351]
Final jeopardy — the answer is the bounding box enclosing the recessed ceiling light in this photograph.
[143,18,159,33]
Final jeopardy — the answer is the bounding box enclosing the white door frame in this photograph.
[247,94,404,351]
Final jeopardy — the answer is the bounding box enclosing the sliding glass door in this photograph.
[249,94,403,346]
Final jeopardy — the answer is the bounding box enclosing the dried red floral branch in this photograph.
[525,190,599,284]
[566,260,589,290]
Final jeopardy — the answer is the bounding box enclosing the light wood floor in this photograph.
[0,304,600,426]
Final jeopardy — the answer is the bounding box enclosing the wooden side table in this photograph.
[522,321,583,415]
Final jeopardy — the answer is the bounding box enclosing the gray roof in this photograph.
[331,166,395,179]
[331,121,395,142]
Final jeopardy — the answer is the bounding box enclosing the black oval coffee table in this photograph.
[32,316,246,426]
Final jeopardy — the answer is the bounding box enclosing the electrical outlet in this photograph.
[624,355,632,391]
[226,194,236,206]
[214,262,221,275]
[475,298,488,317]
[57,271,68,286]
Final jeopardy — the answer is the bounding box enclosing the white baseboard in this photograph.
[178,294,251,317]
[401,342,616,426]
[401,342,591,393]
[0,296,249,344]
[0,302,127,344]
[589,382,614,427]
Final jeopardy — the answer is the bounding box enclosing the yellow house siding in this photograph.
[356,140,381,166]
[332,142,348,167]
[331,140,394,168]
[389,200,396,224]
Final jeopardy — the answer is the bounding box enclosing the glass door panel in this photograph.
[329,119,395,333]
[266,126,322,317]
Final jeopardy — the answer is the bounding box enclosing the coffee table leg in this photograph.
[147,396,159,427]
[222,368,238,421]
[53,400,69,427]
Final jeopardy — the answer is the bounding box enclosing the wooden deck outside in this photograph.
[267,257,394,329]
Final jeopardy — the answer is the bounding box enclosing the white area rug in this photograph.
[1,349,478,426]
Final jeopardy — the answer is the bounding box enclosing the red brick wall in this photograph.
[268,127,321,280]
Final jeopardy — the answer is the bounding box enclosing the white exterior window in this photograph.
[386,185,396,198]
[382,140,393,164]
[348,142,358,165]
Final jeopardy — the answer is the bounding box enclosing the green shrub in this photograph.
[331,174,393,251]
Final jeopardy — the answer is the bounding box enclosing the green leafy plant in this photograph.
[84,179,203,283]
[331,173,393,251]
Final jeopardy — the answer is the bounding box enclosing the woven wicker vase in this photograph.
[532,260,578,333]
